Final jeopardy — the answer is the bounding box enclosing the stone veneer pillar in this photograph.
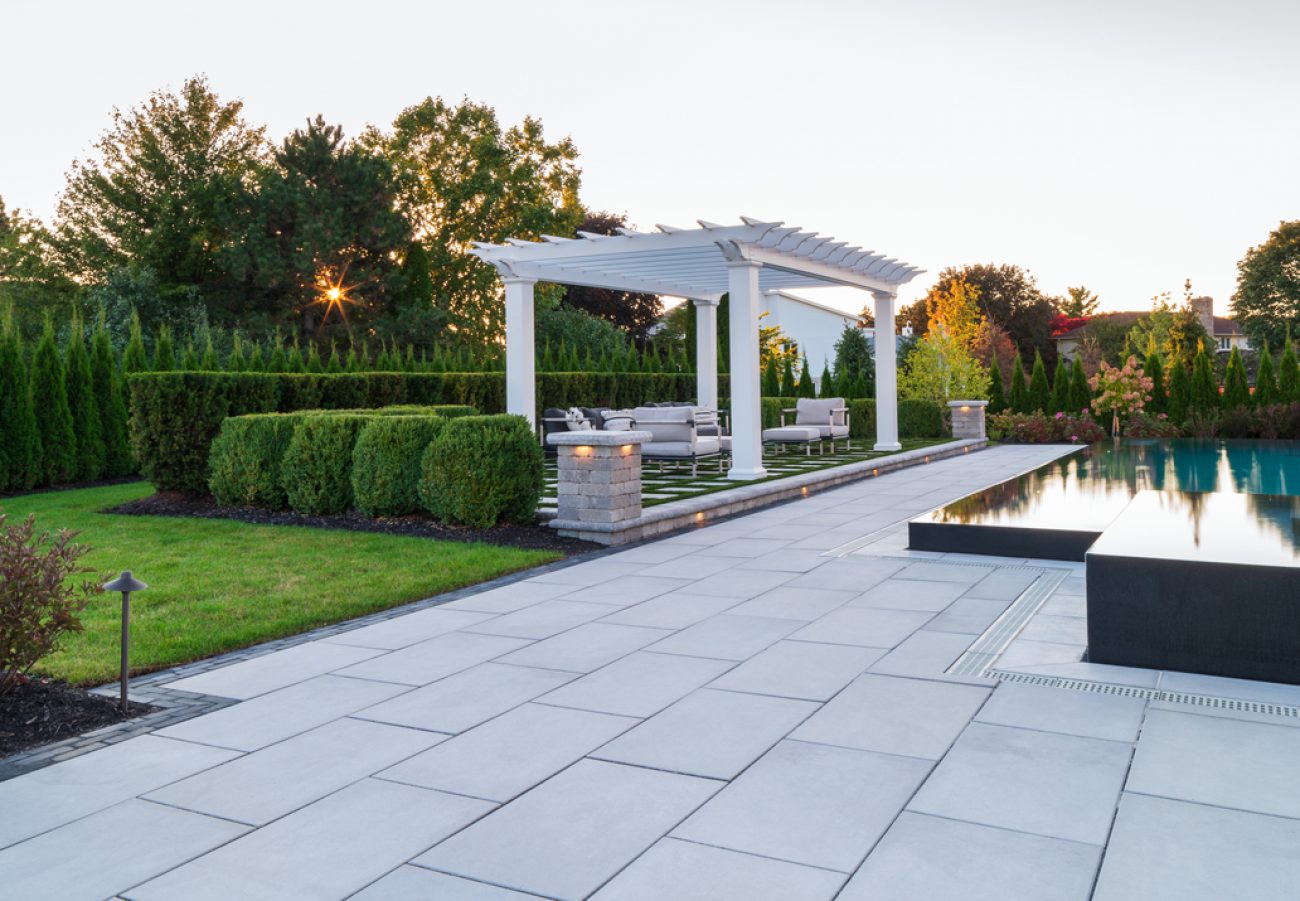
[948,400,989,440]
[549,430,653,545]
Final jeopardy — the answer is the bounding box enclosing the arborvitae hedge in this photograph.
[352,416,449,516]
[1167,357,1192,423]
[1068,359,1091,414]
[64,322,105,481]
[1254,346,1277,407]
[1048,360,1069,414]
[30,326,76,485]
[1221,346,1251,409]
[987,363,1006,414]
[1190,348,1219,412]
[418,415,544,528]
[1009,357,1028,413]
[1144,352,1165,415]
[91,325,132,477]
[0,330,40,492]
[1279,341,1300,403]
[1026,351,1050,413]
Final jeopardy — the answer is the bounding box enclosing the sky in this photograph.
[2,0,1297,316]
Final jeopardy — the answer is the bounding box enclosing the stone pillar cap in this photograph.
[549,430,653,446]
[947,400,989,408]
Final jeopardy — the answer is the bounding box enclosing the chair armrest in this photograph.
[601,413,635,429]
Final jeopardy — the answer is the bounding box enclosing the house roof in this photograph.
[1053,311,1243,341]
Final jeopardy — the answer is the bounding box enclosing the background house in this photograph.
[1053,296,1249,362]
[760,289,863,388]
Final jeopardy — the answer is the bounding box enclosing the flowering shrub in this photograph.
[1090,356,1153,436]
[1122,411,1182,438]
[988,410,1105,444]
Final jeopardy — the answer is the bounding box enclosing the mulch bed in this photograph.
[0,678,153,759]
[109,493,597,554]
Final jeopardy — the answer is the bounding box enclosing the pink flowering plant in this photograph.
[988,411,1105,444]
[1089,356,1153,437]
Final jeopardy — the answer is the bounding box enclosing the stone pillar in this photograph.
[549,430,652,543]
[948,400,988,439]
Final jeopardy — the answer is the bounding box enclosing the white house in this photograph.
[761,289,862,388]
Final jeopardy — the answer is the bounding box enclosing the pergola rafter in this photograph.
[470,217,923,480]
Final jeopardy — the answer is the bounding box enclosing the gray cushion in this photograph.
[763,427,822,442]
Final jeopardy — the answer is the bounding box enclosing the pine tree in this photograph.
[152,325,176,371]
[122,312,149,375]
[1026,350,1050,413]
[91,321,132,477]
[1190,345,1219,412]
[1167,355,1192,423]
[1068,358,1091,414]
[31,323,76,484]
[780,356,797,397]
[1279,334,1300,403]
[1221,346,1250,409]
[798,356,816,398]
[1048,359,1069,413]
[63,319,105,481]
[1008,355,1028,413]
[1254,344,1278,407]
[762,356,781,396]
[988,359,1007,414]
[0,327,40,491]
[286,341,306,373]
[818,361,834,398]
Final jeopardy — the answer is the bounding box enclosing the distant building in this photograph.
[760,290,862,388]
[1053,296,1249,362]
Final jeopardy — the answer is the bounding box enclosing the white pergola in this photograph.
[470,217,923,481]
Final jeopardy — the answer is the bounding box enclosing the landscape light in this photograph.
[103,570,148,714]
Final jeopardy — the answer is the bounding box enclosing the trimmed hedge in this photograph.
[208,412,312,508]
[351,416,449,516]
[419,415,544,528]
[280,414,376,515]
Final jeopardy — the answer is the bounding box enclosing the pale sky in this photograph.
[3,0,1297,316]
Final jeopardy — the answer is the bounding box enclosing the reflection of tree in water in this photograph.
[1247,494,1300,554]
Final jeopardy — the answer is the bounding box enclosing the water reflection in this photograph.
[925,439,1300,534]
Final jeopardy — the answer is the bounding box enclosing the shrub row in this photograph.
[209,411,541,527]
[988,411,1107,444]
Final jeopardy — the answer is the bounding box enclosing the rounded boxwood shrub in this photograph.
[280,414,373,515]
[208,413,309,508]
[351,416,447,516]
[418,415,544,528]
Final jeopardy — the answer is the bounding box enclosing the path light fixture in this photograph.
[103,571,147,713]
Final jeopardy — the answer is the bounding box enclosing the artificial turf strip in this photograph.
[0,482,562,686]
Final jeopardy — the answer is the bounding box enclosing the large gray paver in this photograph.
[352,867,542,899]
[155,674,409,751]
[908,722,1131,845]
[0,799,248,901]
[162,640,381,698]
[590,837,845,900]
[709,640,882,701]
[647,613,801,661]
[592,688,818,779]
[322,607,499,650]
[557,575,693,606]
[923,597,1011,634]
[673,740,930,873]
[438,580,575,614]
[839,812,1100,901]
[414,760,721,901]
[1093,793,1300,901]
[792,673,989,759]
[0,735,240,849]
[790,607,933,649]
[867,629,976,677]
[699,537,792,558]
[846,578,967,612]
[744,548,835,572]
[634,554,737,580]
[976,682,1147,742]
[683,567,799,599]
[462,600,617,639]
[726,585,856,621]
[526,559,648,587]
[497,623,669,673]
[378,703,636,801]
[597,591,744,629]
[538,651,734,717]
[332,632,531,686]
[992,637,1085,669]
[785,558,905,592]
[144,718,444,824]
[127,779,492,901]
[1020,613,1088,645]
[964,567,1041,600]
[894,561,994,584]
[355,663,576,734]
[1125,708,1300,818]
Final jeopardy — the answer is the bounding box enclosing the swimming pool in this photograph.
[908,439,1300,560]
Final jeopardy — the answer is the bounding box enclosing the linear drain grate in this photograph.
[989,669,1300,718]
[948,568,1065,677]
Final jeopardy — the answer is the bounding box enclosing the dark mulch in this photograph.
[0,678,154,758]
[109,492,597,554]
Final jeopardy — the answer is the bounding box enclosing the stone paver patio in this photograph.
[4,444,1300,900]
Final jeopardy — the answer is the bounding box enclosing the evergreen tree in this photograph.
[1167,355,1192,423]
[91,321,132,477]
[0,327,40,491]
[1254,344,1278,407]
[326,341,343,373]
[227,334,248,371]
[286,340,306,373]
[305,342,323,373]
[247,342,265,371]
[798,356,816,398]
[1143,349,1165,414]
[31,323,76,484]
[780,356,797,397]
[122,312,149,374]
[63,319,106,481]
[179,343,199,370]
[1279,334,1300,403]
[404,344,418,373]
[1026,350,1050,413]
[1221,346,1250,409]
[987,358,1007,414]
[1068,358,1091,414]
[1008,355,1028,413]
[152,325,176,371]
[762,356,781,396]
[345,344,362,373]
[818,361,834,398]
[1190,346,1219,412]
[1048,359,1069,413]
[199,334,219,370]
[267,341,288,373]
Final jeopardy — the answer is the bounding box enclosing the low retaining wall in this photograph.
[550,438,987,545]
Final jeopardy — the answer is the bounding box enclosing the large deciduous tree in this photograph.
[366,97,583,347]
[929,264,1060,366]
[560,212,662,344]
[1062,285,1100,318]
[1231,220,1300,351]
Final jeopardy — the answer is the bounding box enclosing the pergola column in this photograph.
[692,298,720,410]
[503,276,537,428]
[726,260,767,480]
[872,289,901,451]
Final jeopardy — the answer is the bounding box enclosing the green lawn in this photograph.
[0,482,562,685]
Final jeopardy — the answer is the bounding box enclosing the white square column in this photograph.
[872,289,901,451]
[692,298,720,410]
[503,276,537,428]
[726,260,767,480]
